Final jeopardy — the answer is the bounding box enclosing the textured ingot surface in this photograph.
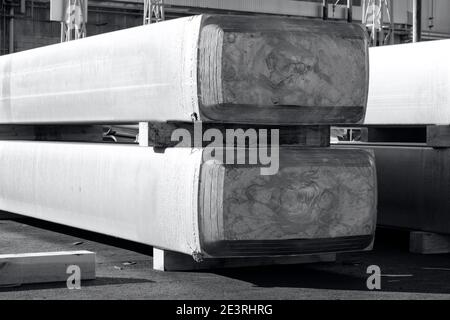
[199,15,369,124]
[0,142,377,258]
[199,148,377,257]
[222,149,376,240]
[1,15,368,125]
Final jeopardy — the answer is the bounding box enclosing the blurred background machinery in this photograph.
[1,0,449,56]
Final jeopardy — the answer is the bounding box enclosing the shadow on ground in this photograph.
[0,277,153,292]
[211,229,450,294]
[3,217,450,296]
[2,216,154,256]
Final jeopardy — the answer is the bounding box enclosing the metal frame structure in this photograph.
[322,0,353,22]
[412,0,422,42]
[143,0,165,25]
[362,0,393,46]
[60,0,87,42]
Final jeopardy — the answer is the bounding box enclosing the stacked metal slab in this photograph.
[361,40,450,235]
[0,15,376,261]
[365,40,450,126]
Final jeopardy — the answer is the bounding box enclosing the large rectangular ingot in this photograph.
[0,15,368,125]
[0,142,376,258]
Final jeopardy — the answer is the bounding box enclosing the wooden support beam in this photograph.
[145,123,330,148]
[138,122,149,147]
[345,125,450,146]
[359,126,427,144]
[153,247,336,271]
[427,125,450,148]
[0,251,95,286]
[410,231,450,254]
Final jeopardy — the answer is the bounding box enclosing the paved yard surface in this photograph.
[1,216,450,300]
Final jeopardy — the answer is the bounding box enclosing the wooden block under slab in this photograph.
[361,126,426,144]
[153,248,336,271]
[0,251,96,286]
[142,123,330,148]
[410,232,450,254]
[427,125,450,148]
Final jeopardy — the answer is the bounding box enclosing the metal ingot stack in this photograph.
[360,40,450,245]
[0,15,376,270]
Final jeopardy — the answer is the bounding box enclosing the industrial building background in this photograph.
[2,0,450,54]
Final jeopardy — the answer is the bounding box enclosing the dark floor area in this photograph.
[1,217,450,300]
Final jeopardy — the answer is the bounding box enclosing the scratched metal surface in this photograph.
[0,141,203,256]
[0,142,377,258]
[198,15,369,124]
[1,15,368,125]
[221,148,377,241]
[0,16,201,124]
[365,39,450,125]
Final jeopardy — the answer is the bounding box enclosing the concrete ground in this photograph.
[1,216,450,300]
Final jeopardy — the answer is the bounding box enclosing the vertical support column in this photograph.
[138,122,149,147]
[390,0,395,44]
[361,0,366,24]
[378,0,384,45]
[347,0,353,23]
[0,8,2,55]
[20,0,26,14]
[371,0,376,45]
[322,0,328,20]
[153,247,166,271]
[137,122,170,270]
[9,7,14,54]
[413,0,422,42]
[60,22,65,42]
